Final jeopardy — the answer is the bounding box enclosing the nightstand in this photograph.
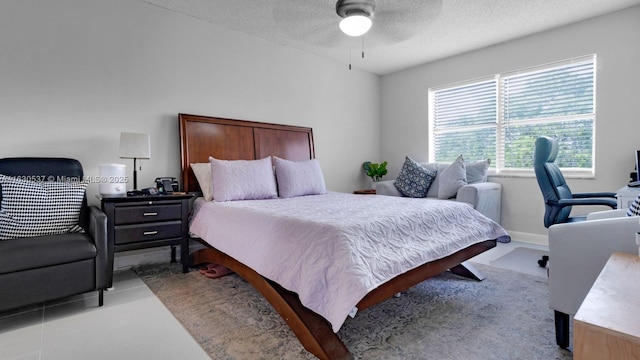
[98,193,193,275]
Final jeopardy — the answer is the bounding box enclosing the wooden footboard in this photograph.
[191,239,496,360]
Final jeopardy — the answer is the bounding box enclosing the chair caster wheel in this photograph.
[538,255,549,268]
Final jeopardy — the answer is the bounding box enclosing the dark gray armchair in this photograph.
[0,157,111,312]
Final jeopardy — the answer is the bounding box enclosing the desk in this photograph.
[573,252,640,359]
[617,186,640,209]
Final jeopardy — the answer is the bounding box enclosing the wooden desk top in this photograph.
[574,252,640,346]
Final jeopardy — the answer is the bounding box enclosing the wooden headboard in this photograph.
[179,113,315,193]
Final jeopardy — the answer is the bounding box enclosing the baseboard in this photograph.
[505,230,548,246]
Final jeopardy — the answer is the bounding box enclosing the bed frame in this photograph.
[179,113,497,360]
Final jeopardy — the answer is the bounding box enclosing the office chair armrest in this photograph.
[572,191,617,199]
[556,197,617,209]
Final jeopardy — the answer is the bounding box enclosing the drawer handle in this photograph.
[143,212,158,216]
[143,231,158,236]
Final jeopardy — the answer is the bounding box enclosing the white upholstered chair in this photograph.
[548,208,639,349]
[375,160,501,224]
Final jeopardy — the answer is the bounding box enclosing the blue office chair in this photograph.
[533,136,617,267]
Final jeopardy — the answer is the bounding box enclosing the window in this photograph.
[428,55,596,177]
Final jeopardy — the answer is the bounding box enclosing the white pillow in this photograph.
[190,163,213,201]
[466,158,491,184]
[0,174,87,240]
[438,155,467,199]
[273,157,326,198]
[209,156,277,202]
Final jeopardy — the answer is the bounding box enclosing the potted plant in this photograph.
[362,161,388,182]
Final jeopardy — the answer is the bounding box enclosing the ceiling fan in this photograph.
[272,0,440,49]
[335,0,376,37]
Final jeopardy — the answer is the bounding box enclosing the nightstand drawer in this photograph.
[114,204,182,225]
[114,221,182,245]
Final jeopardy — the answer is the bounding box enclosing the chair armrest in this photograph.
[87,206,111,289]
[548,216,640,316]
[375,180,402,197]
[456,182,502,224]
[586,209,628,220]
[573,191,617,199]
[556,197,617,209]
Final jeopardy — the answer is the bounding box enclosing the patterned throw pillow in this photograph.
[627,194,640,216]
[0,174,87,240]
[394,156,437,198]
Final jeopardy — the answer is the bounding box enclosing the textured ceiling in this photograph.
[139,0,640,75]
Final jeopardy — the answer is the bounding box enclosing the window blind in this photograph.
[429,54,595,175]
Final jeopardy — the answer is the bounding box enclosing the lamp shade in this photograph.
[339,14,372,37]
[119,132,150,159]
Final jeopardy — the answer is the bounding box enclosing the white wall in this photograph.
[381,6,640,242]
[0,0,381,204]
[3,0,639,245]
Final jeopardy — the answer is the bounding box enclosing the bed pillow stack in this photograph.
[192,156,327,201]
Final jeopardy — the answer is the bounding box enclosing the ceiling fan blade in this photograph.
[271,0,352,47]
[368,0,443,44]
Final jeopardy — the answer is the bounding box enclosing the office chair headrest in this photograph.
[533,136,559,165]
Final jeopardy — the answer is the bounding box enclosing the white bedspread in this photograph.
[189,192,510,332]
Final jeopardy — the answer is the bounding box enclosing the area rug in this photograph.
[490,247,549,278]
[134,262,572,360]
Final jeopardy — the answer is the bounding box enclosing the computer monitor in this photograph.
[633,150,640,182]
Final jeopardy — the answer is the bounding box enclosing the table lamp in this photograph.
[119,132,150,190]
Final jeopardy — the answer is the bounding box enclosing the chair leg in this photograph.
[98,289,104,307]
[554,310,570,349]
[538,255,549,268]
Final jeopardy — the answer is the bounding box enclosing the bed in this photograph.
[179,113,510,360]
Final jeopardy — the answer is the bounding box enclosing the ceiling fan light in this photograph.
[339,14,372,37]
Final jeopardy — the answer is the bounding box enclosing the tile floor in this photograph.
[0,240,546,360]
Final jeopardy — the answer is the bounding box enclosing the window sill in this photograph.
[489,169,595,179]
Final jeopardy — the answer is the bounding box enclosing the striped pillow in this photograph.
[627,194,640,217]
[0,174,87,240]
